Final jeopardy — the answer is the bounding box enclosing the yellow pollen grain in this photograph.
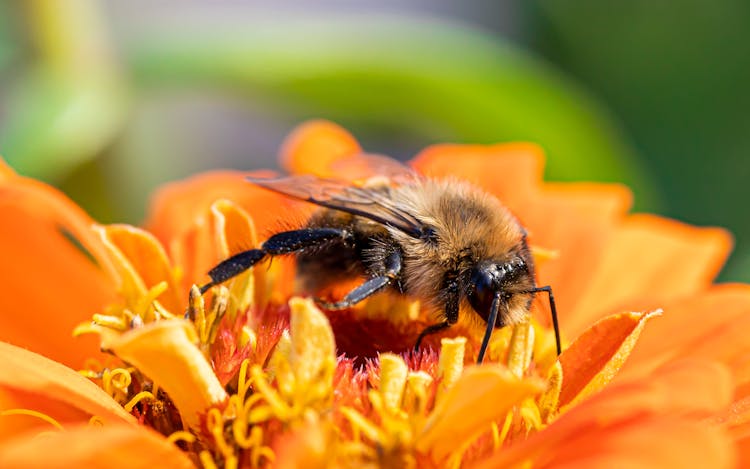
[0,409,64,430]
[124,391,155,412]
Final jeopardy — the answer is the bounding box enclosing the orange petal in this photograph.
[730,420,750,469]
[280,120,362,176]
[567,214,732,336]
[523,183,631,325]
[273,419,335,469]
[145,169,295,250]
[477,359,735,469]
[410,142,544,215]
[558,311,659,409]
[622,284,750,385]
[415,365,545,461]
[0,176,115,368]
[0,157,15,179]
[97,224,182,314]
[0,422,195,469]
[0,342,134,429]
[102,320,227,429]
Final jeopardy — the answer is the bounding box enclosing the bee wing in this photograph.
[329,153,416,184]
[246,174,424,237]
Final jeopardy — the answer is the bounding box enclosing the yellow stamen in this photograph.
[437,337,466,400]
[538,361,563,423]
[0,409,64,430]
[187,285,204,322]
[167,430,197,445]
[490,421,501,450]
[91,314,128,331]
[135,280,169,322]
[199,450,219,469]
[124,391,155,412]
[239,325,256,350]
[498,411,514,446]
[207,407,235,459]
[339,407,385,444]
[403,371,433,416]
[252,445,276,468]
[507,320,534,377]
[89,415,105,426]
[519,399,543,433]
[379,353,408,413]
[207,289,229,344]
[250,365,292,420]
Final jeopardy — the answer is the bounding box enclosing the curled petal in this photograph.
[0,342,133,427]
[416,365,545,461]
[211,200,260,311]
[623,284,750,384]
[97,224,182,314]
[145,169,293,252]
[0,422,195,469]
[477,360,735,469]
[559,311,659,409]
[102,320,227,429]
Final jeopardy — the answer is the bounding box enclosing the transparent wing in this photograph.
[329,153,416,185]
[246,173,424,237]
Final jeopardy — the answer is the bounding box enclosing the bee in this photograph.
[200,155,560,363]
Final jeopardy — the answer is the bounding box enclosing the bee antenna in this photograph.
[477,292,502,364]
[527,286,561,356]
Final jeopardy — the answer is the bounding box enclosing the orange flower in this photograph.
[0,120,749,468]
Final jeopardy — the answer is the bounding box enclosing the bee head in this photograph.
[467,259,530,327]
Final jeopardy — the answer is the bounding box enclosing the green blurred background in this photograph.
[1,1,748,281]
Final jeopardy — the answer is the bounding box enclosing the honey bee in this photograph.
[200,155,560,363]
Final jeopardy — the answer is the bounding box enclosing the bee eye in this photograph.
[468,264,504,326]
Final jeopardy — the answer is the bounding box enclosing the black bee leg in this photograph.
[476,292,502,364]
[414,278,459,351]
[318,249,402,310]
[200,227,349,293]
[319,276,392,310]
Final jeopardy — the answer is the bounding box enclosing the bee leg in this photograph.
[200,227,349,293]
[318,249,403,310]
[414,278,459,351]
[319,276,392,310]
